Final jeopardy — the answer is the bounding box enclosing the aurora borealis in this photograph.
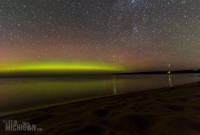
[0,0,200,75]
[0,62,125,75]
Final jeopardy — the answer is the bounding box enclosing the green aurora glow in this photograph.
[0,62,128,75]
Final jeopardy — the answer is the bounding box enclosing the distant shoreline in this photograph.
[114,69,200,75]
[0,69,199,78]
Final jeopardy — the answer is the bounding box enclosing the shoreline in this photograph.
[1,81,200,134]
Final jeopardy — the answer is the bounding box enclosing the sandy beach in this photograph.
[0,81,200,135]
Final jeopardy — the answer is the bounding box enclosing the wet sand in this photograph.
[1,81,200,135]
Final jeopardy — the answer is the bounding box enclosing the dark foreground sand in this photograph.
[1,81,200,135]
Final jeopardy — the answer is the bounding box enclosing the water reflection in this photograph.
[112,76,117,95]
[168,75,173,87]
[0,74,200,116]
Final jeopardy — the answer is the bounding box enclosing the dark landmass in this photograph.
[114,69,200,75]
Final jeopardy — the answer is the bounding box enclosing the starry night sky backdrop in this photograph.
[0,0,200,74]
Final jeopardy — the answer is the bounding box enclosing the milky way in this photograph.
[0,0,200,74]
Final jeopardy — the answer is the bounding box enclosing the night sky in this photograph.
[0,0,200,74]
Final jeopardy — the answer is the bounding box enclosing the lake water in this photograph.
[0,74,200,116]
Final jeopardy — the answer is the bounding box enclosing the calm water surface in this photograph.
[0,74,200,116]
